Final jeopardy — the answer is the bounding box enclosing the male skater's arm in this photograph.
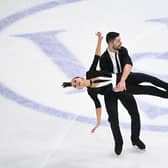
[115,64,132,91]
[87,90,102,133]
[115,48,133,92]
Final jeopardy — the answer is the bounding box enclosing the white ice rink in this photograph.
[0,0,168,167]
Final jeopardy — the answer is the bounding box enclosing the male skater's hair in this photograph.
[106,32,120,43]
[62,76,80,88]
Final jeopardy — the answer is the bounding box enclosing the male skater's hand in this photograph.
[114,80,127,92]
[91,122,101,133]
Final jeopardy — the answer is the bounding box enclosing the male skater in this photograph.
[99,32,145,155]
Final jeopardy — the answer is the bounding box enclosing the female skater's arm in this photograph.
[88,32,103,71]
[95,32,103,56]
[91,107,102,133]
[87,89,102,133]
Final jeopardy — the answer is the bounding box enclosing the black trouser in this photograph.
[126,72,168,98]
[104,72,168,145]
[104,89,140,144]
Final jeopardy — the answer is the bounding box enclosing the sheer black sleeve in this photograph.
[87,89,101,108]
[88,55,100,71]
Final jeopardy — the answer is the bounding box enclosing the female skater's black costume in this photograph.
[86,54,168,109]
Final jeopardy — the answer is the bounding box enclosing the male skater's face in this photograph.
[110,36,122,50]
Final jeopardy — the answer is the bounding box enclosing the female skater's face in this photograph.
[71,77,85,89]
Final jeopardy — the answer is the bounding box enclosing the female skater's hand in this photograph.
[91,123,100,133]
[96,32,103,40]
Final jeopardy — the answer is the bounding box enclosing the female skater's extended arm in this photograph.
[88,32,103,71]
[95,32,103,56]
[91,107,101,133]
[90,32,103,133]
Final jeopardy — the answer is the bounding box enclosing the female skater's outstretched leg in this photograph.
[127,85,168,98]
[128,73,168,91]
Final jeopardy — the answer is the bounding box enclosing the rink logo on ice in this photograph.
[0,1,168,132]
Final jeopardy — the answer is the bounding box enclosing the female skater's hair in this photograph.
[106,32,120,43]
[62,82,72,88]
[62,76,80,88]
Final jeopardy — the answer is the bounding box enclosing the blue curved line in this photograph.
[0,0,81,32]
[145,17,168,26]
[132,52,168,79]
[14,30,86,78]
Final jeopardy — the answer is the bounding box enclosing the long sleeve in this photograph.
[87,89,101,108]
[122,47,133,66]
[88,55,100,71]
[100,55,110,72]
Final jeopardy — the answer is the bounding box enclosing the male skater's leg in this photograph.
[117,92,146,149]
[104,91,123,155]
